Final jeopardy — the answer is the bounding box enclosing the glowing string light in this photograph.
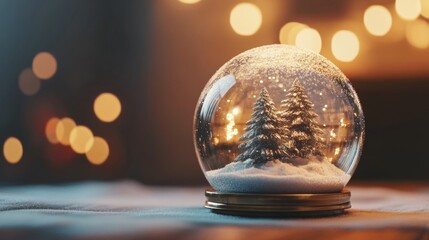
[32,52,57,80]
[395,0,421,21]
[405,19,429,49]
[331,30,360,62]
[45,117,60,144]
[364,5,392,36]
[94,93,122,123]
[86,137,109,165]
[18,69,41,96]
[3,137,23,164]
[69,126,94,154]
[279,22,309,45]
[295,28,322,53]
[230,3,262,36]
[56,118,76,145]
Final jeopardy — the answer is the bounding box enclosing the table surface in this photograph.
[0,181,428,240]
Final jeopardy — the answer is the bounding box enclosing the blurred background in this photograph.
[0,0,428,185]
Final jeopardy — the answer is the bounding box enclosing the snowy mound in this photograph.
[206,158,350,194]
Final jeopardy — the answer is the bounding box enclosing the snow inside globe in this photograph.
[194,44,364,194]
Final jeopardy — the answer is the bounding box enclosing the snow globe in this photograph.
[194,45,364,217]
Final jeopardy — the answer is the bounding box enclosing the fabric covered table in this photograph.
[0,181,427,240]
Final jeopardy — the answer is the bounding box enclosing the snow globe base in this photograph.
[205,188,351,217]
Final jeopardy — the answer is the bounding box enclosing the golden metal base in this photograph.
[205,189,351,217]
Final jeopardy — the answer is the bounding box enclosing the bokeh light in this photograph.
[279,22,309,45]
[405,19,429,49]
[18,68,41,96]
[86,137,109,165]
[331,30,360,62]
[70,126,94,154]
[94,93,122,122]
[421,0,429,18]
[56,117,76,145]
[395,0,421,21]
[364,5,392,36]
[295,28,322,53]
[229,3,262,36]
[32,52,57,80]
[45,117,60,144]
[3,137,23,164]
[178,0,200,4]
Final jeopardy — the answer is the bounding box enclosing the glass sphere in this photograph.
[194,45,364,194]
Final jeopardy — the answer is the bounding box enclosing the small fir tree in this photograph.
[279,80,325,158]
[235,88,287,166]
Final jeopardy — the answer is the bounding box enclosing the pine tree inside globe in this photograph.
[194,44,364,217]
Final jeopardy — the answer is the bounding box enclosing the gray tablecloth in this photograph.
[0,181,428,239]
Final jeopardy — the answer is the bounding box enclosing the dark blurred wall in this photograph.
[0,0,152,183]
[353,79,429,180]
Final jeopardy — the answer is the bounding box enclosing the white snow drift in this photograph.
[206,158,350,194]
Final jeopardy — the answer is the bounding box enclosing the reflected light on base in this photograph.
[18,69,41,96]
[45,118,60,144]
[230,3,262,36]
[32,52,57,80]
[178,0,200,4]
[94,93,122,122]
[395,0,421,21]
[331,30,360,62]
[295,28,322,53]
[364,5,392,36]
[56,118,76,145]
[86,137,109,165]
[406,19,429,48]
[70,126,94,154]
[3,137,23,164]
[279,22,309,45]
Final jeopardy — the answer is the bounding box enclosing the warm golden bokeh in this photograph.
[56,117,76,145]
[229,3,262,36]
[295,28,322,53]
[406,19,429,49]
[18,68,41,96]
[32,52,57,80]
[178,0,200,4]
[86,136,109,165]
[331,30,360,62]
[421,0,429,18]
[395,0,421,21]
[364,5,392,36]
[69,126,94,154]
[279,22,309,45]
[45,117,60,144]
[94,92,122,122]
[3,137,23,164]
